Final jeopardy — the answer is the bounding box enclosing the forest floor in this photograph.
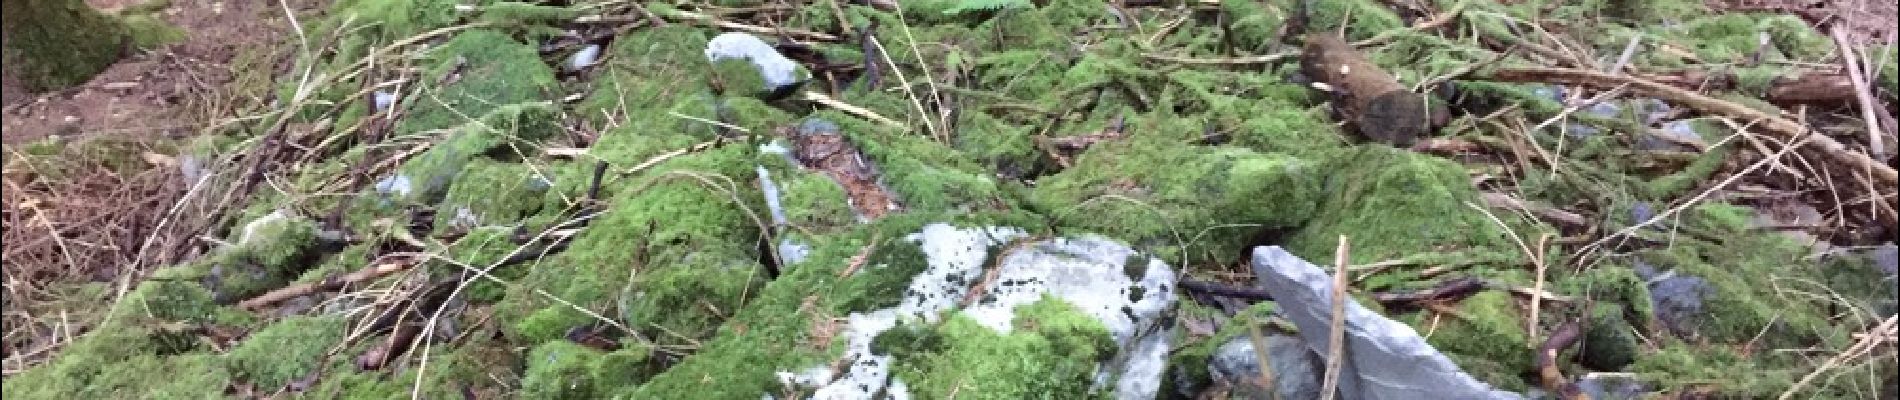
[3,0,1900,398]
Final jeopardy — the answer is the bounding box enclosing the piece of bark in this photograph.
[1301,34,1445,147]
[1638,69,1859,106]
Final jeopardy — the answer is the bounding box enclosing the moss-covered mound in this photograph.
[5,0,1892,398]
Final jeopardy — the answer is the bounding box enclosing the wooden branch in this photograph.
[1479,67,1898,187]
[1536,318,1587,400]
[239,258,418,311]
[1480,192,1588,230]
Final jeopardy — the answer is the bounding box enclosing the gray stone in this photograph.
[1634,261,1711,339]
[1638,120,1707,151]
[705,32,806,95]
[1208,334,1324,400]
[1249,246,1525,400]
[1575,373,1649,400]
[566,44,601,72]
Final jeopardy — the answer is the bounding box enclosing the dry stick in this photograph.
[1778,314,1898,399]
[1244,314,1283,400]
[665,9,840,42]
[1527,234,1552,340]
[1480,67,1898,188]
[866,36,941,140]
[1318,235,1350,400]
[1829,24,1887,160]
[803,91,907,129]
[239,258,419,311]
[1579,128,1814,264]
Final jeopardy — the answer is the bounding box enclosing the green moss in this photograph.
[501,142,765,344]
[475,1,582,25]
[1300,0,1405,41]
[1631,203,1847,349]
[0,0,129,91]
[1032,128,1322,265]
[629,212,1045,398]
[622,247,769,349]
[884,296,1116,398]
[1284,146,1519,265]
[121,13,183,49]
[1402,291,1530,391]
[1631,344,1797,396]
[194,211,326,303]
[395,29,560,137]
[225,316,347,389]
[435,159,553,232]
[578,26,711,120]
[520,341,650,399]
[395,102,561,205]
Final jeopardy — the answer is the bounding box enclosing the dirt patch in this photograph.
[2,0,307,145]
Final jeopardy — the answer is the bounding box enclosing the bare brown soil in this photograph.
[2,0,307,145]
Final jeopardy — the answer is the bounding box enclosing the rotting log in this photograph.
[1300,33,1446,147]
[1637,69,1861,106]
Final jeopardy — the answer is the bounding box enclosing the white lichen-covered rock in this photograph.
[778,223,1178,399]
[705,32,806,95]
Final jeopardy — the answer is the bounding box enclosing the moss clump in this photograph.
[822,111,1011,214]
[501,138,767,345]
[578,26,712,119]
[0,0,130,91]
[1032,132,1322,265]
[225,315,348,389]
[882,296,1117,398]
[1402,291,1530,391]
[1631,204,1847,348]
[629,212,1045,398]
[194,211,327,303]
[519,341,651,399]
[1299,0,1405,41]
[395,102,561,205]
[434,158,553,232]
[394,29,560,137]
[1284,145,1519,265]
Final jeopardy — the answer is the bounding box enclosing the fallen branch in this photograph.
[1318,236,1350,400]
[1535,318,1586,400]
[239,257,420,311]
[1179,279,1274,301]
[663,9,840,42]
[1480,192,1588,230]
[803,91,907,129]
[1479,66,1897,187]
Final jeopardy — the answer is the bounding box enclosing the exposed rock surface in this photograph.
[1249,246,1524,400]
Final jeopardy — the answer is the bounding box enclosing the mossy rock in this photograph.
[194,211,329,303]
[629,212,1047,398]
[1398,290,1531,392]
[434,158,555,232]
[519,341,652,399]
[225,315,348,389]
[394,29,560,137]
[500,142,766,344]
[578,26,713,119]
[1032,132,1322,266]
[878,297,1119,399]
[395,102,562,205]
[1284,145,1522,265]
